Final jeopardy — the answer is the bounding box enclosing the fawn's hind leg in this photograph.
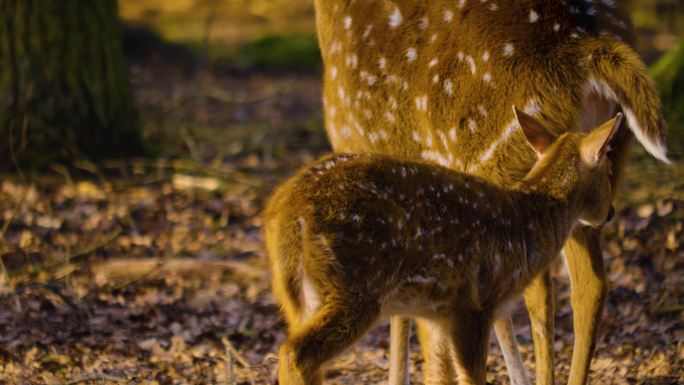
[278,299,381,385]
[449,311,493,385]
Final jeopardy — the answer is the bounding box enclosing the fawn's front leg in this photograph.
[278,300,380,385]
[522,270,555,385]
[563,226,608,385]
[416,319,458,385]
[389,316,411,385]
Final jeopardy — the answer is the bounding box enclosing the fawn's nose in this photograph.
[606,206,615,222]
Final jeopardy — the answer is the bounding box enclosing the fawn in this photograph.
[314,1,668,384]
[265,109,622,385]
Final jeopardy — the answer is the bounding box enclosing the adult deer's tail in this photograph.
[580,37,669,163]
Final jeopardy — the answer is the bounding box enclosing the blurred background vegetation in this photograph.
[2,0,683,171]
[117,0,683,156]
[119,0,684,160]
[117,0,684,68]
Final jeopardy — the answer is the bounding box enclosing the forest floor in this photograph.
[0,61,683,385]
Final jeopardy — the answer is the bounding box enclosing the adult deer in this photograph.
[313,1,667,385]
[265,111,623,385]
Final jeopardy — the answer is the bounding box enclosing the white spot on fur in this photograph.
[378,57,387,70]
[503,43,515,57]
[429,58,439,68]
[345,54,358,68]
[444,10,454,22]
[529,10,539,23]
[415,95,428,111]
[444,79,454,95]
[482,51,490,62]
[386,111,396,124]
[406,48,417,63]
[449,127,457,142]
[329,41,342,55]
[553,23,561,32]
[421,151,452,167]
[343,16,352,29]
[483,72,492,82]
[468,119,477,132]
[466,55,476,75]
[389,7,403,28]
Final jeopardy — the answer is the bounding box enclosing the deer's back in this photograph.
[268,152,552,309]
[316,0,633,185]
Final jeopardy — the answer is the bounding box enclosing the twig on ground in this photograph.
[222,337,257,385]
[649,303,684,316]
[68,228,122,262]
[226,341,234,385]
[62,374,128,385]
[10,282,91,319]
[100,158,266,188]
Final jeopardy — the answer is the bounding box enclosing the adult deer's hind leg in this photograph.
[522,270,555,385]
[416,318,458,385]
[563,226,608,385]
[389,316,412,385]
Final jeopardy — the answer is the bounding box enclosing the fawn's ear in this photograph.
[581,112,623,166]
[513,106,556,157]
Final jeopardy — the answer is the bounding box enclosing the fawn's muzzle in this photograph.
[606,206,615,223]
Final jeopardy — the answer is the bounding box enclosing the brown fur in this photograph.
[265,114,620,385]
[313,2,667,385]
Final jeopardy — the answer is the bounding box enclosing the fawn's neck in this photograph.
[513,184,576,277]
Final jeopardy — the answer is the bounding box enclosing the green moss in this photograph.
[231,34,321,72]
[651,39,684,154]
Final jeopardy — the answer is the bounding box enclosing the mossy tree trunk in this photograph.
[0,0,141,169]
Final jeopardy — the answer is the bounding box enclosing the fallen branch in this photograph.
[92,257,263,284]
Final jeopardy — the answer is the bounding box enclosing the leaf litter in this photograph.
[0,63,682,385]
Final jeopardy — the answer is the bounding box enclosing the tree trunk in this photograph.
[0,0,141,170]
